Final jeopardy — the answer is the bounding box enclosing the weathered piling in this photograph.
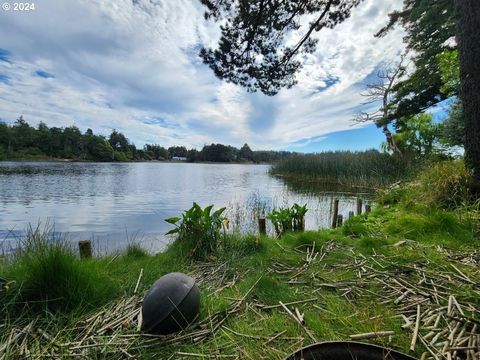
[348,211,355,219]
[332,199,339,228]
[78,240,92,259]
[300,217,305,232]
[356,198,363,215]
[337,214,343,227]
[258,217,266,235]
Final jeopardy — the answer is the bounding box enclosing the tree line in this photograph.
[0,117,291,163]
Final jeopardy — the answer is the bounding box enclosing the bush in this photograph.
[376,182,409,206]
[165,203,227,260]
[2,226,115,312]
[417,161,472,208]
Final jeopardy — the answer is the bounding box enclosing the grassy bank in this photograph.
[1,161,479,359]
[271,150,415,189]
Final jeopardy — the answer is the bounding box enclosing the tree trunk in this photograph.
[382,125,402,157]
[455,0,480,192]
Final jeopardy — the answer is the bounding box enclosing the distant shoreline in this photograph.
[0,158,270,165]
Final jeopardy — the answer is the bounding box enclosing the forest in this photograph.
[0,117,290,163]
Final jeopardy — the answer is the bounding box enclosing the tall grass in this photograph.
[1,225,116,313]
[271,150,413,188]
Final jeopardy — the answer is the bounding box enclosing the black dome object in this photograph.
[285,341,416,360]
[141,272,200,335]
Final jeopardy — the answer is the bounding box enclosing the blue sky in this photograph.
[0,0,417,152]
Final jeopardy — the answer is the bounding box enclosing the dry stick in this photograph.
[349,331,394,340]
[134,268,144,294]
[279,301,317,343]
[451,295,465,316]
[410,305,421,352]
[294,308,305,324]
[264,330,287,345]
[175,352,208,358]
[450,264,476,284]
[136,311,143,332]
[0,320,35,354]
[221,326,263,340]
[260,298,317,310]
[420,335,441,360]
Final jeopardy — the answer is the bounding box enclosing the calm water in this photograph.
[0,162,370,254]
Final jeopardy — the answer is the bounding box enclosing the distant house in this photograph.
[172,156,187,161]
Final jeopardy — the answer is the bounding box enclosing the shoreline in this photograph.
[0,158,270,165]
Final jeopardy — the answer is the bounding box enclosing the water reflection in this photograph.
[0,162,372,254]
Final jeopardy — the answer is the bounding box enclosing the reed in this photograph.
[271,150,413,188]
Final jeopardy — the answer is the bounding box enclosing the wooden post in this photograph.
[300,217,305,232]
[356,198,363,216]
[348,211,355,219]
[78,240,92,259]
[337,214,343,227]
[331,199,339,228]
[258,217,266,235]
[365,204,371,214]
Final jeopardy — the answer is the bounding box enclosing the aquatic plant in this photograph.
[165,203,227,259]
[267,203,308,237]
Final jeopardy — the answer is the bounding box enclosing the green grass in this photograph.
[123,243,149,259]
[1,225,116,313]
[1,160,479,358]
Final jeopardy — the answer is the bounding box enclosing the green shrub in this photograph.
[376,182,409,205]
[267,203,307,237]
[417,161,472,208]
[165,203,227,259]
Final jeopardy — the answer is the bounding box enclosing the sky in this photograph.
[0,0,422,152]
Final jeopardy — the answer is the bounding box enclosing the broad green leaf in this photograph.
[165,217,181,224]
[213,207,226,217]
[204,205,214,216]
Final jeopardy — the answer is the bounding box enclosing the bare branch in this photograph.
[352,53,408,156]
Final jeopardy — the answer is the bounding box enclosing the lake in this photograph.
[0,161,371,254]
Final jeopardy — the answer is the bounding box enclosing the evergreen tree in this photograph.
[199,0,362,95]
[238,143,254,161]
[375,0,457,120]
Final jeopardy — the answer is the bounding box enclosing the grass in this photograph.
[0,160,479,358]
[271,150,415,189]
[1,225,117,313]
[123,243,149,259]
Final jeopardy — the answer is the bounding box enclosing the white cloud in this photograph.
[0,0,405,150]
